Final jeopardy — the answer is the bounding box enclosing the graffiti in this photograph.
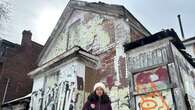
[73,90,90,110]
[134,66,169,93]
[29,67,86,110]
[137,83,169,110]
[107,86,130,110]
[136,82,174,110]
[30,81,77,110]
[30,89,44,110]
[128,47,168,72]
[111,95,130,110]
[133,66,175,110]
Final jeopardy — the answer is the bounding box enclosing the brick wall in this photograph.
[0,30,43,103]
[96,47,116,89]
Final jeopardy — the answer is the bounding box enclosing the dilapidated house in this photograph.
[124,29,195,110]
[28,0,150,110]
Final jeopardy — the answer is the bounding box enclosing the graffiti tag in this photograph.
[137,83,170,110]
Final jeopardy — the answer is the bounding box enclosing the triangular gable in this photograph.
[37,0,151,66]
[28,46,100,77]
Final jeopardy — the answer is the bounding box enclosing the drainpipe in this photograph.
[2,78,10,104]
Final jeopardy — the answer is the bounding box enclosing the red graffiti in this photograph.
[106,75,114,89]
[135,66,169,85]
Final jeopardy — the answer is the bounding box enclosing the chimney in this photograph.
[22,30,32,46]
[177,15,185,39]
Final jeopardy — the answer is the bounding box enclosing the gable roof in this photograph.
[37,0,151,66]
[0,39,20,48]
[28,46,100,77]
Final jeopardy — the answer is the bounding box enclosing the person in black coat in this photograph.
[82,82,112,110]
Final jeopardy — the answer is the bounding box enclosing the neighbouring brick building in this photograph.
[0,30,43,109]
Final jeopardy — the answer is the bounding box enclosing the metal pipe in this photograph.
[177,14,185,39]
[2,78,10,104]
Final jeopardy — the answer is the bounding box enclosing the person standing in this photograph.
[82,82,112,110]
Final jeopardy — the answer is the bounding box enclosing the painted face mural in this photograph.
[136,83,174,110]
[134,66,175,110]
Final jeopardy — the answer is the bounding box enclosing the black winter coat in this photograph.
[82,92,112,110]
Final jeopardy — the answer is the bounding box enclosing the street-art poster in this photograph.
[134,66,170,93]
[136,89,175,110]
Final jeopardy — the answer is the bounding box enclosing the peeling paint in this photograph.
[68,13,111,52]
[43,32,68,64]
[41,11,116,64]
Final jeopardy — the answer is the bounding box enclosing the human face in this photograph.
[95,87,104,97]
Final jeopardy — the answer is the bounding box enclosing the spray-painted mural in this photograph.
[134,67,174,110]
[136,89,175,110]
[134,66,170,93]
[29,62,90,110]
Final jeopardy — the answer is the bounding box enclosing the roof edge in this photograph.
[28,46,99,77]
[124,29,185,52]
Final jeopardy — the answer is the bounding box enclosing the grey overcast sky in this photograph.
[1,0,195,45]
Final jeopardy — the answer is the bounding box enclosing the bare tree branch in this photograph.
[0,1,10,36]
[0,1,10,23]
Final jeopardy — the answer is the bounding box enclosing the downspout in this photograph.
[2,78,10,104]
